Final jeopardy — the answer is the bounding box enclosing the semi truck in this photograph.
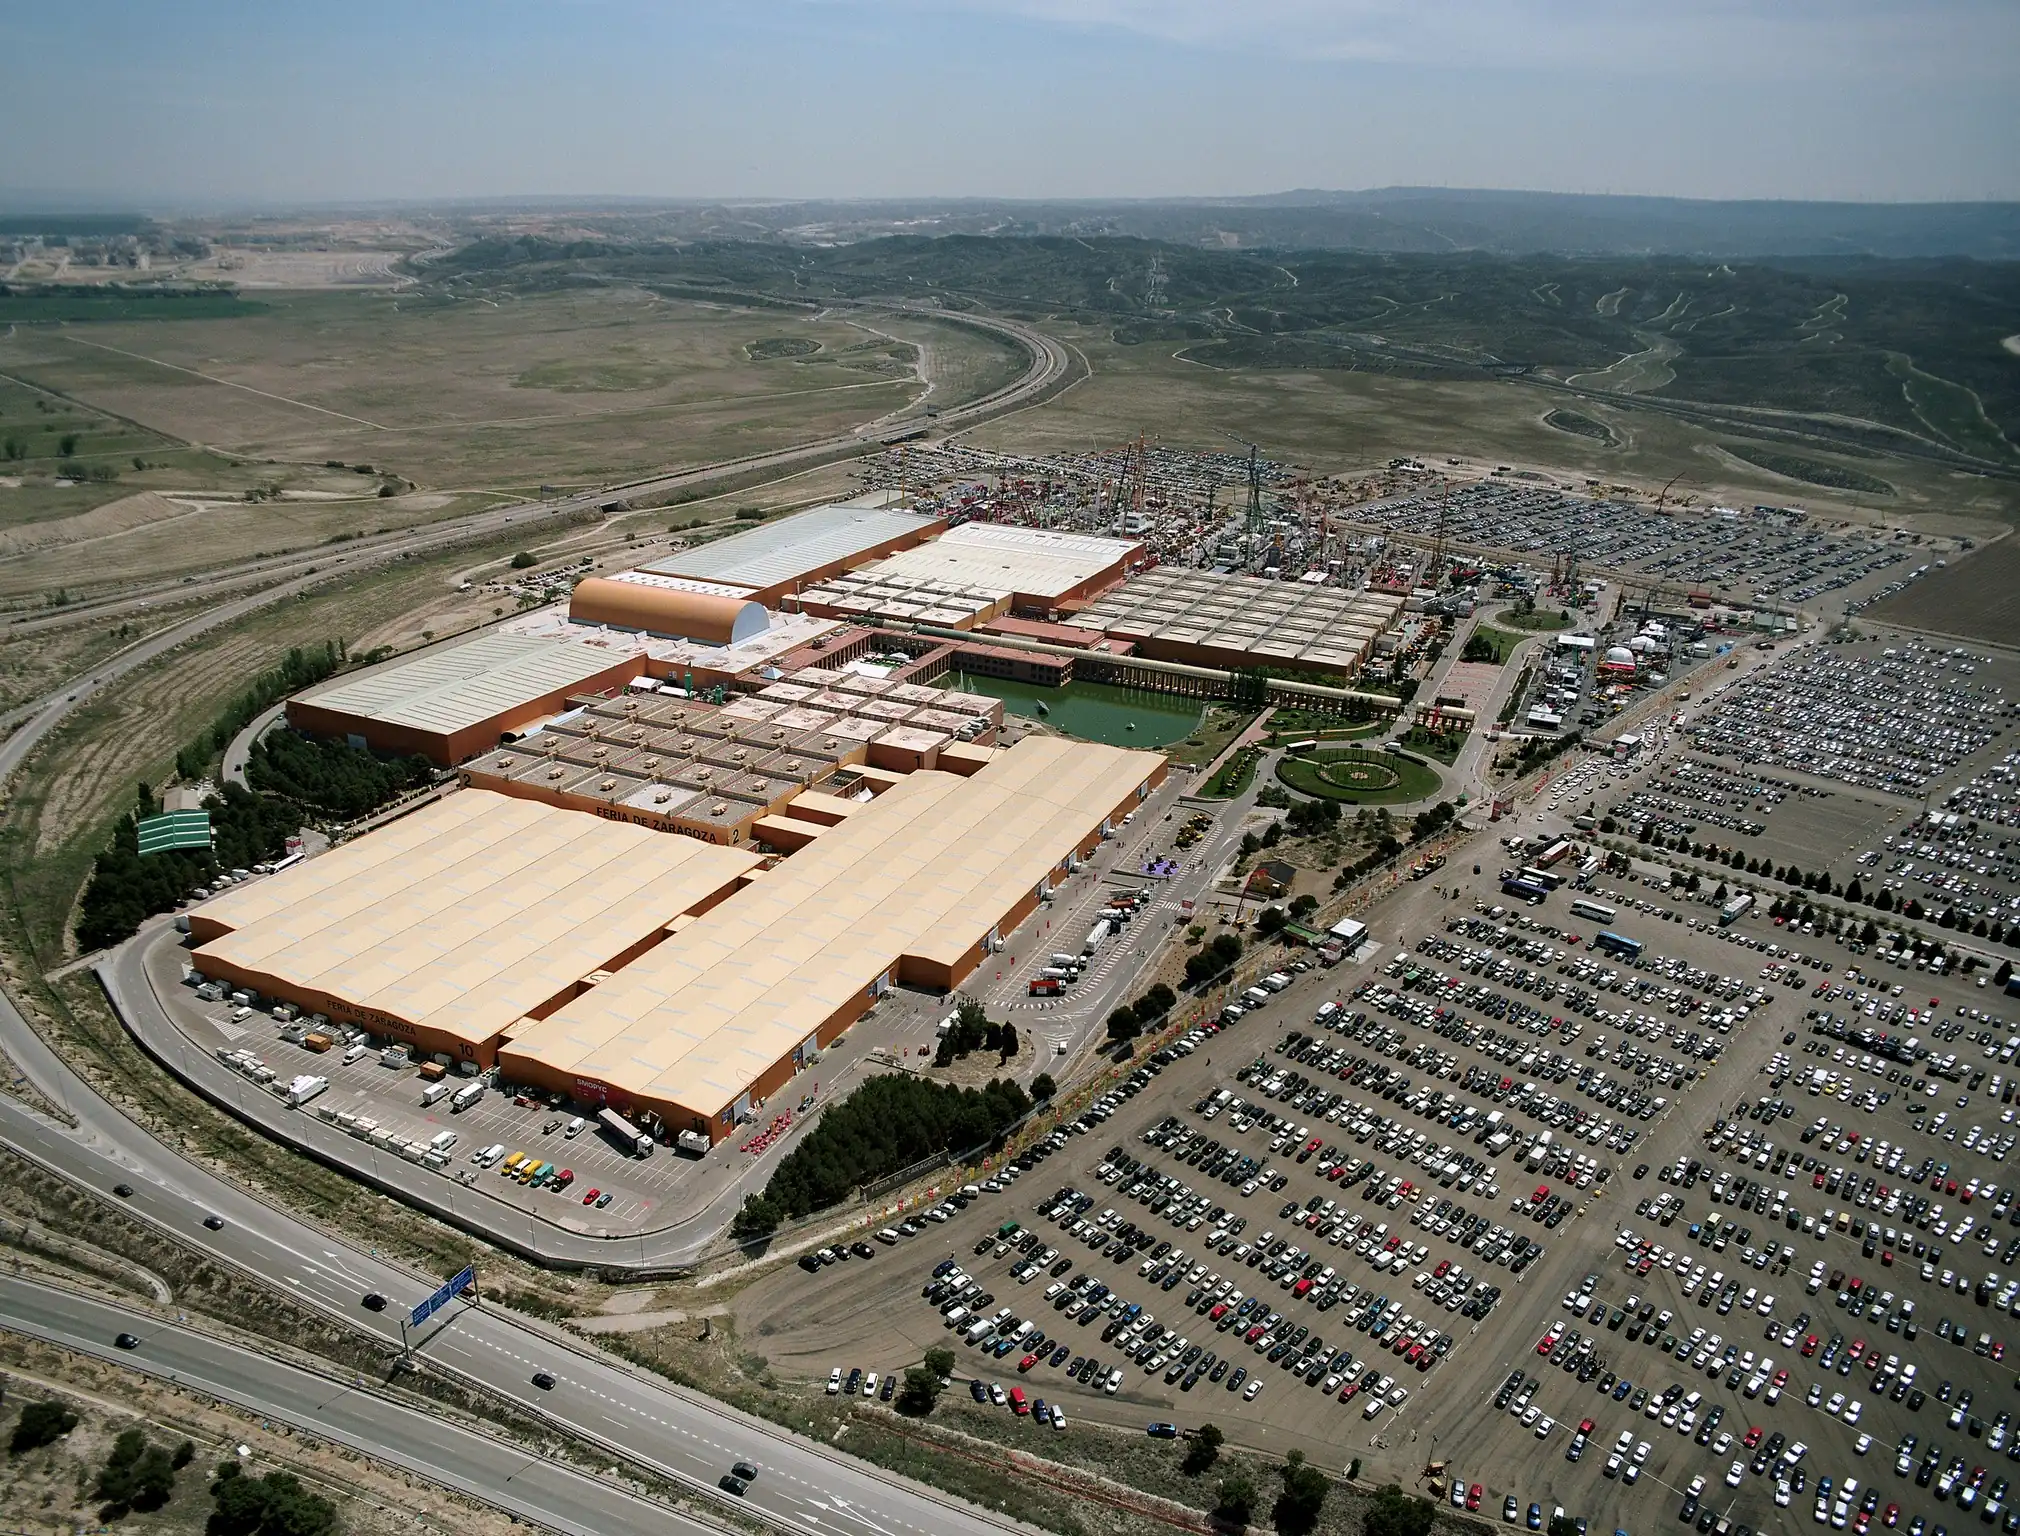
[676,1129,711,1157]
[600,1107,653,1157]
[449,1081,486,1113]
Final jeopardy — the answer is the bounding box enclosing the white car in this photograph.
[1535,1416,1555,1439]
[826,1368,842,1395]
[1853,1433,1873,1456]
[1243,1379,1264,1401]
[1842,1400,1863,1425]
[1728,1461,1746,1488]
[1775,1481,1792,1508]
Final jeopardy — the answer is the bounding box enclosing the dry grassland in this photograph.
[0,288,924,489]
[0,485,499,604]
[0,594,215,717]
[1865,532,2020,647]
[962,320,2020,526]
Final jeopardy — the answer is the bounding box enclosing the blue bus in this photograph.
[1502,877,1549,902]
[1593,931,1643,960]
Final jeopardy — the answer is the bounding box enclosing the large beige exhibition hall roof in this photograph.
[190,791,761,1048]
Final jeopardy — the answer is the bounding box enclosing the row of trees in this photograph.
[1622,823,2020,946]
[1509,729,1583,775]
[75,781,297,952]
[247,730,434,819]
[731,1073,1031,1237]
[1107,981,1178,1044]
[1184,932,1244,989]
[174,643,345,783]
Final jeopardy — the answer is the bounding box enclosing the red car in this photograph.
[581,1187,601,1204]
[1532,1184,1551,1204]
[1883,1506,1899,1528]
[1578,1419,1596,1436]
[1743,1426,1763,1449]
[1801,1334,1820,1356]
[1467,1485,1484,1511]
[1018,1353,1039,1372]
[1433,1259,1451,1279]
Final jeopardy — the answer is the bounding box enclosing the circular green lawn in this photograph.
[1276,745,1444,805]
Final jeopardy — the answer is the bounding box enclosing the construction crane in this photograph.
[1653,472,1687,516]
[1220,431,1269,541]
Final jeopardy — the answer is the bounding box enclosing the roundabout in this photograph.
[1276,745,1445,806]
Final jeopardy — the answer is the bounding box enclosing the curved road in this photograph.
[0,1274,720,1536]
[0,981,1033,1536]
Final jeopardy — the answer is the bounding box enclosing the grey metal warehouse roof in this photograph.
[639,505,940,592]
[297,634,637,736]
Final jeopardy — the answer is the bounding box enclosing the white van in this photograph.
[564,1116,585,1139]
[341,1043,368,1065]
[230,1005,254,1023]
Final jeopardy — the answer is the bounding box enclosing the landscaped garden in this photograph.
[1276,744,1444,805]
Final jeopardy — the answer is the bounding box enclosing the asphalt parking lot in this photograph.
[1345,485,1914,606]
[1601,638,2020,932]
[732,823,2020,1536]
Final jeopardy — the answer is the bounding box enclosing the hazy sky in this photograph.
[4,0,2015,207]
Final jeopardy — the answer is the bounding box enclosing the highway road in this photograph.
[0,1274,721,1536]
[0,983,1034,1536]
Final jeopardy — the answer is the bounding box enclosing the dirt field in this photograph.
[1865,535,2020,648]
[958,320,2020,529]
[0,289,944,492]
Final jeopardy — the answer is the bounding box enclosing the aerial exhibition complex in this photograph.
[186,502,1264,1143]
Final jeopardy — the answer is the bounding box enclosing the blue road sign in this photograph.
[410,1265,474,1329]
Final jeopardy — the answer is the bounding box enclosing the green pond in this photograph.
[948,672,1204,749]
